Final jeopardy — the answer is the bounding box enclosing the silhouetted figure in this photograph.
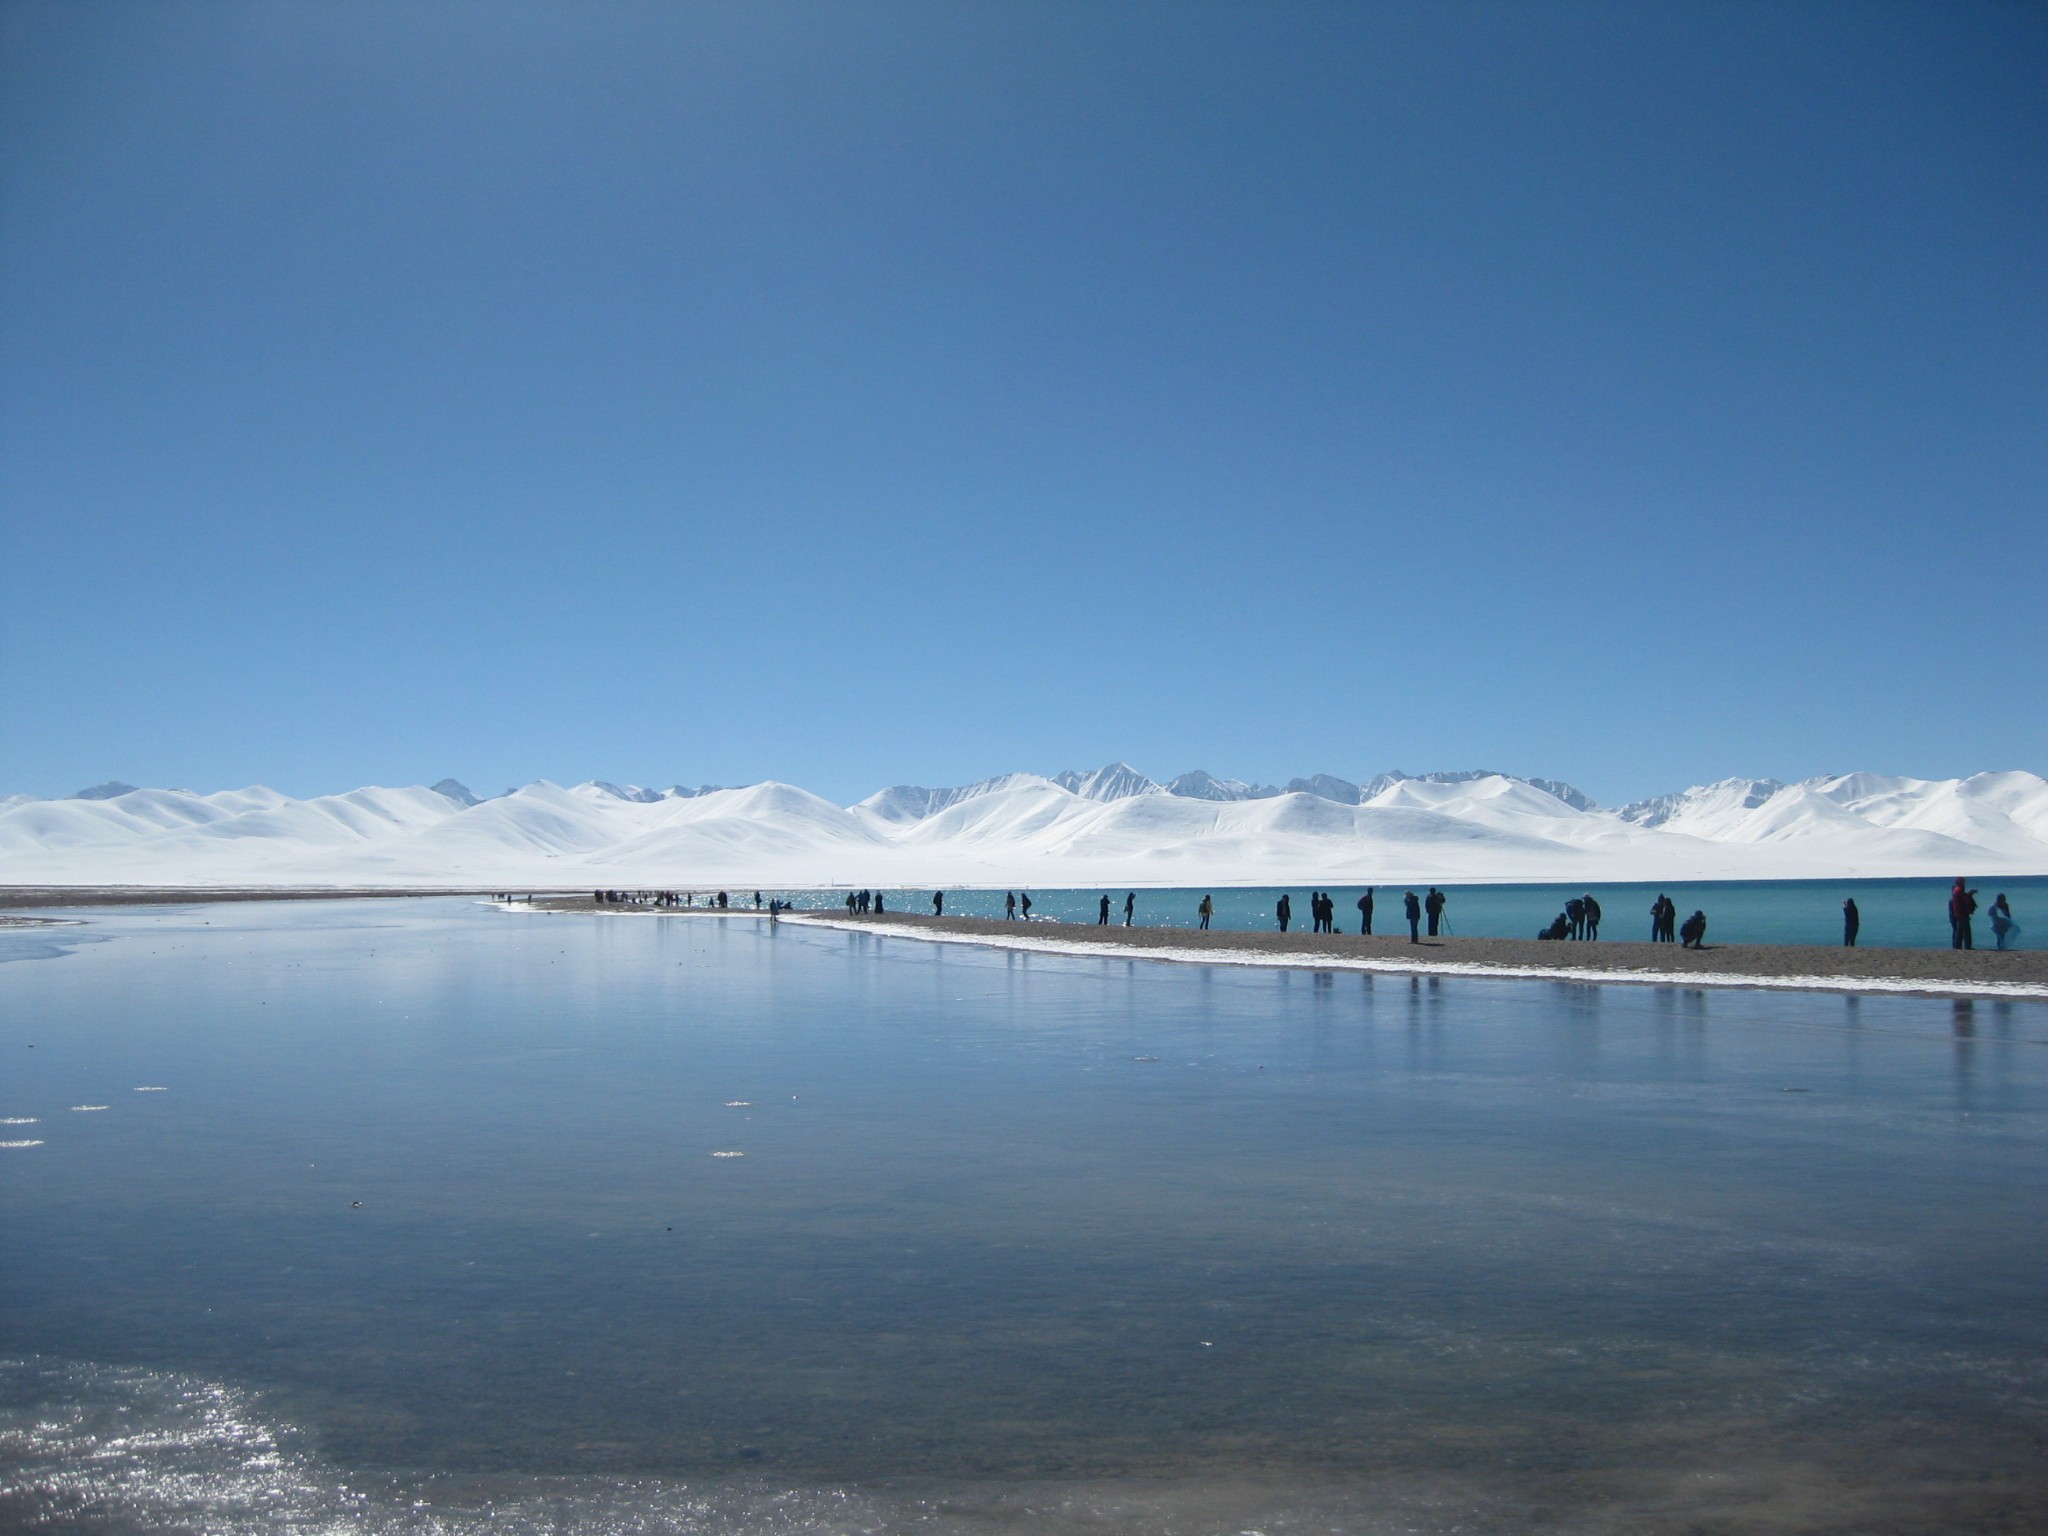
[1843,898,1860,947]
[1424,887,1445,937]
[753,892,762,909]
[874,891,885,913]
[1565,896,1585,941]
[1020,893,1033,920]
[1539,913,1570,940]
[1949,878,1977,949]
[717,891,728,909]
[1124,892,1136,927]
[1277,894,1292,933]
[933,891,944,917]
[1005,891,1017,920]
[1099,894,1111,925]
[1403,890,1421,943]
[1357,888,1374,936]
[845,892,857,916]
[1990,893,2017,950]
[1198,894,1213,930]
[1679,910,1707,949]
[1583,895,1601,940]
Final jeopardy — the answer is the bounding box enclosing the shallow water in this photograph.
[3,898,2046,1533]
[773,876,2046,949]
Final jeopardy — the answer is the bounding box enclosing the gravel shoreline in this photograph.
[784,910,2048,999]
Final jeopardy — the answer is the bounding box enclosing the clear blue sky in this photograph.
[3,1,2042,807]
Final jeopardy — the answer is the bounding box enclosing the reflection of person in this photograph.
[1843,897,1860,947]
[1989,893,2017,950]
[1198,894,1213,930]
[1679,910,1707,949]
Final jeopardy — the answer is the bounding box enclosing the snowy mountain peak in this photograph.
[430,779,481,807]
[1166,770,1280,801]
[70,781,141,801]
[1285,774,1362,805]
[1362,770,1599,812]
[1617,778,1787,828]
[1052,763,1163,802]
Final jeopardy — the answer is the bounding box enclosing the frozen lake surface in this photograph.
[3,898,2046,1533]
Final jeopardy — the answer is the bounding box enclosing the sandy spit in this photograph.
[779,911,2048,1001]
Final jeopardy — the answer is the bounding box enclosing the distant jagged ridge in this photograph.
[4,764,2044,883]
[868,764,1602,815]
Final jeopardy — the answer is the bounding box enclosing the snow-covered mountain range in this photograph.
[2,764,2043,887]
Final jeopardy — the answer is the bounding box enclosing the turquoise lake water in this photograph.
[775,876,2045,948]
[3,898,2046,1533]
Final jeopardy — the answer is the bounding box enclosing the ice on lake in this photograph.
[2,897,2044,1534]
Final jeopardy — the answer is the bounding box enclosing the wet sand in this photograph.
[779,909,2048,999]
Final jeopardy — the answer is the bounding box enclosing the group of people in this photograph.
[1537,894,1606,941]
[1948,880,2022,950]
[593,888,703,908]
[822,882,2024,953]
[1096,892,1138,925]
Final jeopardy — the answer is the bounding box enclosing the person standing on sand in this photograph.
[1005,891,1017,920]
[1124,892,1136,927]
[1099,894,1111,925]
[1277,893,1292,933]
[1424,887,1445,937]
[875,891,885,913]
[1843,898,1860,947]
[1358,887,1374,936]
[1566,896,1585,941]
[1949,878,1977,949]
[933,891,944,917]
[1404,890,1421,943]
[1990,893,2017,950]
[1198,894,1213,930]
[1021,892,1033,920]
[1583,895,1601,940]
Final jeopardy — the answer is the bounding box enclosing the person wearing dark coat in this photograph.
[874,891,885,913]
[1198,894,1213,930]
[933,891,944,917]
[1989,893,2016,949]
[1005,890,1017,920]
[1582,895,1601,940]
[1949,878,1976,949]
[1403,890,1421,943]
[1124,892,1136,927]
[1679,909,1707,949]
[1099,894,1111,925]
[1020,892,1033,920]
[1424,887,1445,937]
[1843,897,1860,947]
[1565,896,1585,941]
[1277,893,1292,933]
[1357,887,1374,935]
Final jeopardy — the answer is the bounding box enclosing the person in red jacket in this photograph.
[1949,878,1978,950]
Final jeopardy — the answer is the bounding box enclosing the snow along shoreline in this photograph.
[780,914,2048,1002]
